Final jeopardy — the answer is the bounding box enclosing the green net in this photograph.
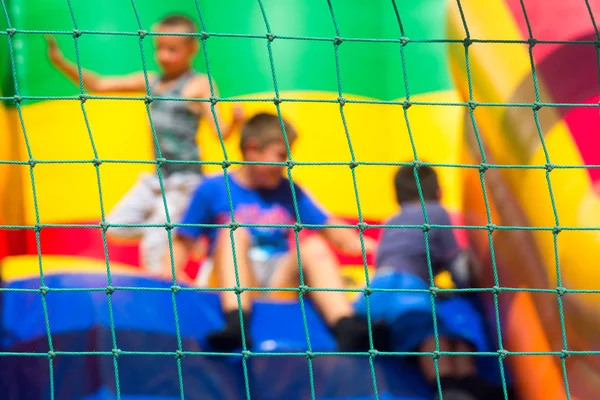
[1,0,600,399]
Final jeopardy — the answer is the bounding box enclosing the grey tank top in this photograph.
[150,71,203,177]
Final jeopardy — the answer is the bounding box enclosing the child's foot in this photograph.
[333,315,391,352]
[206,310,253,352]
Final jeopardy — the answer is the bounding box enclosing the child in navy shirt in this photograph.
[355,165,499,400]
[166,112,388,352]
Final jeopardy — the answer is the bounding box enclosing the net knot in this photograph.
[72,29,82,38]
[99,221,109,232]
[156,157,167,166]
[39,286,49,296]
[545,163,555,172]
[78,94,89,103]
[468,100,478,110]
[137,29,147,38]
[492,285,501,295]
[28,158,36,167]
[532,101,542,111]
[560,350,570,359]
[429,286,438,296]
[164,222,173,231]
[357,222,368,231]
[413,160,422,169]
[479,163,488,173]
[6,28,16,37]
[272,97,282,105]
[363,287,373,296]
[305,351,314,360]
[400,37,409,46]
[595,40,600,49]
[369,349,379,358]
[422,223,431,232]
[334,36,343,46]
[528,37,538,47]
[112,348,121,358]
[229,221,240,230]
[144,96,153,104]
[13,95,22,104]
[556,286,566,297]
[487,223,496,233]
[294,222,303,232]
[497,349,508,360]
[175,350,185,359]
[242,350,252,359]
[432,350,441,360]
[286,159,295,168]
[338,96,346,106]
[33,223,42,232]
[47,351,56,359]
[209,96,218,105]
[553,226,561,234]
[463,37,472,47]
[92,158,102,167]
[266,33,275,42]
[201,32,209,40]
[221,160,231,169]
[298,285,309,295]
[105,286,115,295]
[349,161,358,169]
[171,285,181,294]
[402,100,411,109]
[234,286,244,294]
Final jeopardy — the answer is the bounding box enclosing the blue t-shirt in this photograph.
[376,202,463,283]
[176,173,329,256]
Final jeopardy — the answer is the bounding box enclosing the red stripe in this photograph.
[17,210,466,277]
[505,0,599,62]
[564,95,600,183]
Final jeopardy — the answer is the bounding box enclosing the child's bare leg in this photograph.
[293,234,353,325]
[418,336,454,383]
[271,234,389,351]
[207,227,256,351]
[212,227,256,312]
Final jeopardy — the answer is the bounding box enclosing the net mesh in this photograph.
[1,0,600,399]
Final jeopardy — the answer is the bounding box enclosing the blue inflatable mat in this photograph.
[0,272,432,400]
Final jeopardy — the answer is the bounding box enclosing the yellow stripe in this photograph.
[525,122,600,308]
[1,254,145,282]
[14,89,463,225]
[447,0,531,168]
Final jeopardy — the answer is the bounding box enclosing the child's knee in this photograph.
[298,233,335,261]
[215,227,252,248]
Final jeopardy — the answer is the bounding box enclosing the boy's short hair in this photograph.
[394,164,440,204]
[240,112,298,153]
[157,14,198,36]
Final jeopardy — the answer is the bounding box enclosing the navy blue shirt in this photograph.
[176,173,329,256]
[376,202,462,283]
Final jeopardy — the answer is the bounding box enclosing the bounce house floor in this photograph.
[0,256,432,400]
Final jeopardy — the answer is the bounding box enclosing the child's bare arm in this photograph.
[187,76,244,140]
[320,216,376,256]
[47,36,148,93]
[160,235,195,282]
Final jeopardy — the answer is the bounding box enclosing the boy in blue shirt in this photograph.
[355,165,498,400]
[164,112,388,352]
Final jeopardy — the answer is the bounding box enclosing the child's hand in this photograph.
[341,235,377,256]
[46,35,63,64]
[232,104,245,124]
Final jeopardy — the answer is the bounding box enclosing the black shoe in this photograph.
[436,377,478,400]
[207,310,253,352]
[333,315,391,352]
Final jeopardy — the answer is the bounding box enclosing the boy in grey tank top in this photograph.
[47,15,244,273]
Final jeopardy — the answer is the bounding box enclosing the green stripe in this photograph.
[3,0,452,105]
